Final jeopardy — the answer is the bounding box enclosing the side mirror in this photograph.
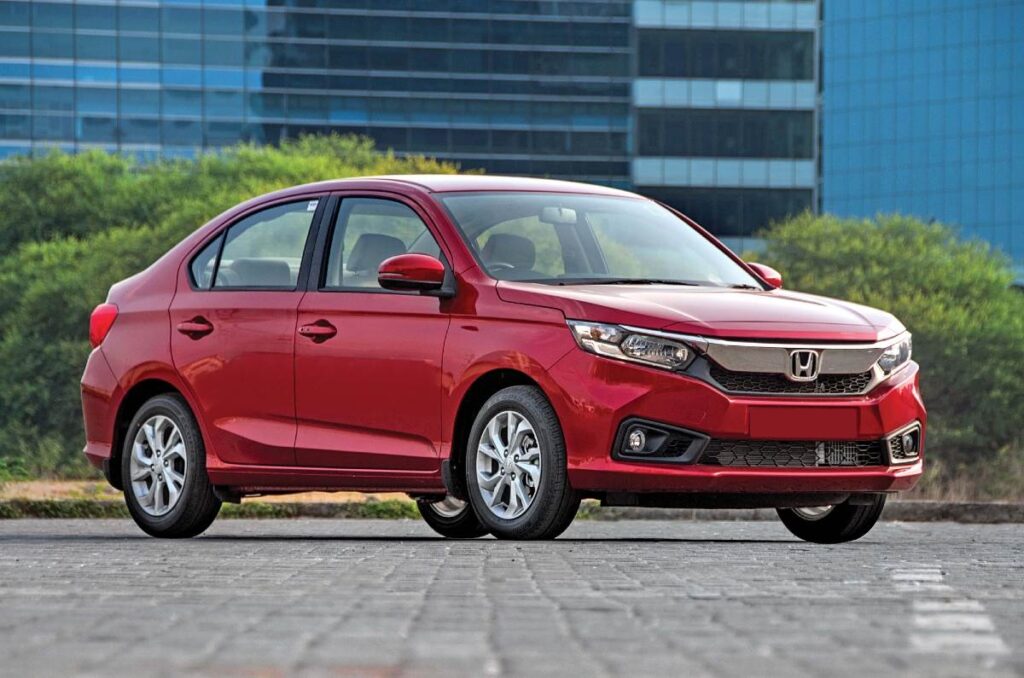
[378,253,448,294]
[747,262,783,289]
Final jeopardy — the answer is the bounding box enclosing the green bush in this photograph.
[0,136,458,477]
[754,213,1024,498]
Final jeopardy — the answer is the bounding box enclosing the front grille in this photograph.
[700,439,885,468]
[709,364,873,395]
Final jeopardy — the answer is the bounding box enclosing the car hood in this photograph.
[496,282,905,342]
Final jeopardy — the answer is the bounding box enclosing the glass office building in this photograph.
[631,0,820,250]
[0,0,820,241]
[822,0,1024,280]
[0,0,633,185]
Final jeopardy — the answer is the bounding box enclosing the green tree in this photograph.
[0,135,459,477]
[0,150,139,250]
[755,213,1024,497]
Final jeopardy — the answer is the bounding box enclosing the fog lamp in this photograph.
[627,428,647,453]
[888,424,921,463]
[901,432,917,454]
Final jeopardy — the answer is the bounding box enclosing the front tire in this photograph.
[465,386,580,540]
[417,496,489,538]
[121,394,221,538]
[776,495,886,543]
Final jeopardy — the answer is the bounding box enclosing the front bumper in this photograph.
[547,349,926,495]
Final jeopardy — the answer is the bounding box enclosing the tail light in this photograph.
[89,303,119,348]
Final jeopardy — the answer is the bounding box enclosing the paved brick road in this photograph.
[0,519,1020,678]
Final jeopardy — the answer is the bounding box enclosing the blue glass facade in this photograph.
[631,0,820,251]
[0,0,633,184]
[0,0,821,240]
[822,0,1024,279]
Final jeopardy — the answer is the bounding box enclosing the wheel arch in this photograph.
[108,378,185,490]
[446,368,545,499]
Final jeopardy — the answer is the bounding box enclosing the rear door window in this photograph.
[189,233,223,290]
[209,201,318,290]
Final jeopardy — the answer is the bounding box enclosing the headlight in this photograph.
[568,321,697,370]
[877,334,912,375]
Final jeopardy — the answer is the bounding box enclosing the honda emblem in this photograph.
[788,349,821,382]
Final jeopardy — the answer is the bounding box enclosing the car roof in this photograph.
[267,174,641,199]
[364,174,638,196]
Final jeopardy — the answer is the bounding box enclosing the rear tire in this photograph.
[121,394,221,538]
[417,496,489,538]
[776,495,886,543]
[465,386,580,540]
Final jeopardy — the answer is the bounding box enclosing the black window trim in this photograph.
[186,194,328,293]
[307,191,454,296]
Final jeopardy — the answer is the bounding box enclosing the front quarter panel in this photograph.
[441,274,576,454]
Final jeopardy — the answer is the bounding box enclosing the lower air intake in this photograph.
[700,439,885,468]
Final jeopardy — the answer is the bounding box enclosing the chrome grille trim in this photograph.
[620,326,910,376]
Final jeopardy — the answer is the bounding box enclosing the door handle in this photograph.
[298,320,337,342]
[176,317,214,339]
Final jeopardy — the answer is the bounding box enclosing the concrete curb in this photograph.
[1,498,1022,522]
[584,501,1024,523]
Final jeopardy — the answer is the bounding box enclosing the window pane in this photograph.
[214,201,318,289]
[0,1,31,26]
[440,192,762,286]
[77,34,117,61]
[324,198,438,289]
[120,36,160,62]
[190,233,224,289]
[34,2,72,29]
[477,217,564,279]
[637,29,814,80]
[0,84,29,108]
[119,6,158,32]
[637,110,814,159]
[162,119,202,145]
[639,188,814,237]
[79,116,116,143]
[34,31,73,59]
[76,4,114,30]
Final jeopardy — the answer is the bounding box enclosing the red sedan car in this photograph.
[81,175,924,542]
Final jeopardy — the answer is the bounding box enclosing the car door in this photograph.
[170,197,324,467]
[293,194,451,472]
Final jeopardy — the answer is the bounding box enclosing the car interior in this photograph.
[342,233,406,287]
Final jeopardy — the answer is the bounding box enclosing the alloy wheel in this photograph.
[429,495,469,518]
[475,410,542,520]
[129,415,188,517]
[792,505,834,521]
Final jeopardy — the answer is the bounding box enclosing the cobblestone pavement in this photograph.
[0,519,1021,678]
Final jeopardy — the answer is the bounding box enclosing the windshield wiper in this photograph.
[727,283,764,290]
[554,278,703,286]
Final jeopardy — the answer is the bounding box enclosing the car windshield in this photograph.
[439,192,763,288]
